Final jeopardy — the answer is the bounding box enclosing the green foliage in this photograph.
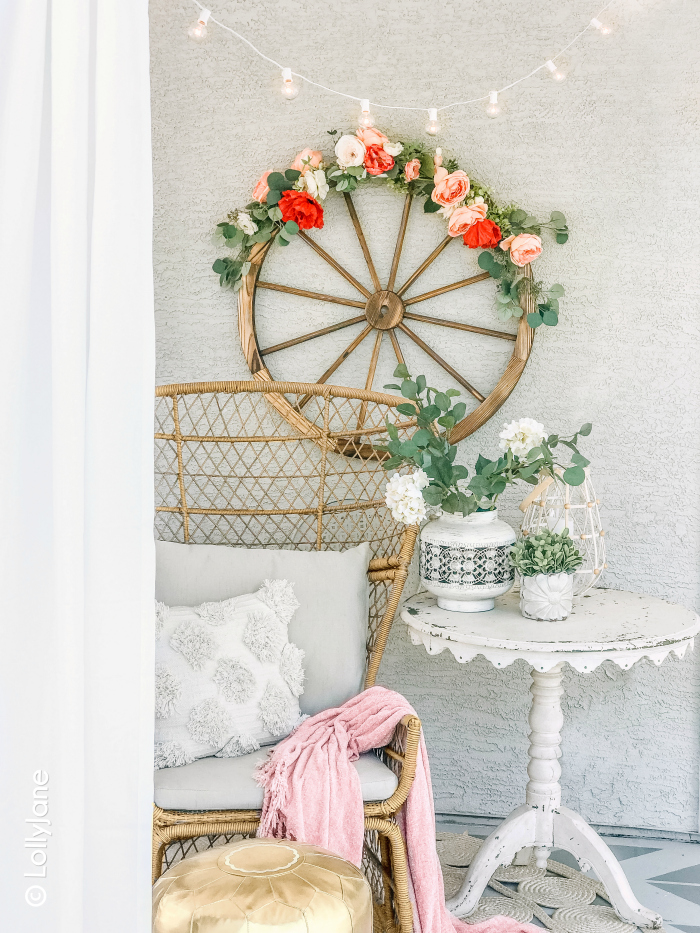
[377,368,593,517]
[510,528,583,576]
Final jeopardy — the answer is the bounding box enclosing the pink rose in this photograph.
[252,170,272,203]
[356,126,390,148]
[291,148,323,175]
[433,166,448,183]
[505,233,543,266]
[447,202,488,237]
[499,235,515,251]
[404,158,420,182]
[432,169,470,207]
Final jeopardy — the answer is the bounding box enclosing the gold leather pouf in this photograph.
[153,837,373,932]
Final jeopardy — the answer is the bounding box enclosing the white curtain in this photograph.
[0,0,155,929]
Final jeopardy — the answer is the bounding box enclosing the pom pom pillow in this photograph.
[154,580,305,769]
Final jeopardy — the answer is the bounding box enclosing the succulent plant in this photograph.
[510,528,583,577]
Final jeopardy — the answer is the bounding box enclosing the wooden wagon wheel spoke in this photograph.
[404,271,490,305]
[356,330,384,430]
[257,281,365,309]
[297,323,374,410]
[403,311,516,342]
[396,236,454,297]
[298,230,372,298]
[343,194,382,292]
[397,322,486,402]
[387,194,413,292]
[389,329,406,366]
[261,315,367,356]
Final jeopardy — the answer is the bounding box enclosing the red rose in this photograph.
[278,190,324,230]
[462,218,502,250]
[364,145,395,176]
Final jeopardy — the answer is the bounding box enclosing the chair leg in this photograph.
[366,818,413,933]
[152,825,168,883]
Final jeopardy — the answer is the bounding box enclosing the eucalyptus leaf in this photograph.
[424,200,442,213]
[556,232,569,244]
[562,465,586,486]
[266,172,286,190]
[527,312,543,328]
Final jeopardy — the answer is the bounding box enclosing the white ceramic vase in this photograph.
[419,509,516,612]
[519,572,574,621]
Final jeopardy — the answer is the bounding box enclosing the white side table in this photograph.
[401,588,700,929]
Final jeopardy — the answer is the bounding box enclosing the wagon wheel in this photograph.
[238,192,535,453]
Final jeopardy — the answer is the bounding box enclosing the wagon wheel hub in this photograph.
[365,290,405,331]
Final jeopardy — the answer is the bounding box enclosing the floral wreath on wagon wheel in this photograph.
[212,124,569,446]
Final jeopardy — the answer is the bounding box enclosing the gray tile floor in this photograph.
[436,820,700,932]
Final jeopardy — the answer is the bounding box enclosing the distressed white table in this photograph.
[401,588,700,929]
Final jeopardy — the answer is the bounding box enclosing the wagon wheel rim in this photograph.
[238,193,535,453]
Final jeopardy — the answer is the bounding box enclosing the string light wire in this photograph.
[190,0,617,114]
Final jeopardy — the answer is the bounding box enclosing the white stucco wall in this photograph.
[149,0,700,832]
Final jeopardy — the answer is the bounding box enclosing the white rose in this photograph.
[235,210,258,236]
[499,418,546,458]
[438,202,464,219]
[304,169,329,201]
[335,134,366,169]
[384,141,404,157]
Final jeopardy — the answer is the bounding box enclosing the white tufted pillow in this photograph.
[154,580,305,769]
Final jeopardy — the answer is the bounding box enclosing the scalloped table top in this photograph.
[401,588,700,673]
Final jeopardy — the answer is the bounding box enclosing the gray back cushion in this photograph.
[155,541,370,716]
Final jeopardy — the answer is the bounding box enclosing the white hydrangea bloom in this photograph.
[215,733,260,759]
[280,642,305,697]
[212,657,256,703]
[154,742,194,770]
[187,698,231,748]
[243,610,287,663]
[155,664,181,719]
[384,470,428,525]
[169,620,217,671]
[303,169,329,200]
[258,682,297,736]
[499,418,546,458]
[155,600,169,638]
[256,579,299,625]
[384,141,404,157]
[235,210,258,235]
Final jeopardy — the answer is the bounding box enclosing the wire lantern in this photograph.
[519,468,606,596]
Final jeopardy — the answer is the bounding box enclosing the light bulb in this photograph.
[544,59,567,82]
[359,99,373,128]
[486,90,501,118]
[187,9,210,40]
[425,107,440,136]
[591,17,613,36]
[281,67,299,100]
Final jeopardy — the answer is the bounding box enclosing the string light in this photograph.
[187,0,620,116]
[425,108,440,136]
[187,8,210,41]
[544,59,567,82]
[359,100,373,128]
[485,91,501,118]
[281,67,299,100]
[591,17,613,35]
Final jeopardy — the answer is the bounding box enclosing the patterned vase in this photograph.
[419,509,516,612]
[519,572,574,621]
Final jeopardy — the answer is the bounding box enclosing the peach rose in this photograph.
[499,235,515,251]
[252,170,272,203]
[404,158,420,182]
[505,233,543,266]
[432,169,470,207]
[356,126,390,148]
[291,148,323,175]
[434,166,448,183]
[447,202,488,237]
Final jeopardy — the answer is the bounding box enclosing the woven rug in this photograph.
[437,831,669,933]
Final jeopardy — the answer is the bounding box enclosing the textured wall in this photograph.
[149,0,700,831]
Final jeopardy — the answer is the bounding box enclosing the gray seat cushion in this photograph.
[153,748,398,811]
[155,541,370,716]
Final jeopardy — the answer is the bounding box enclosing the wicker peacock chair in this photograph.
[153,380,421,933]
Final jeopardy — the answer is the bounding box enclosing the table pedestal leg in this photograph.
[446,663,663,928]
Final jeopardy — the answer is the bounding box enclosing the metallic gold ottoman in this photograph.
[152,837,373,932]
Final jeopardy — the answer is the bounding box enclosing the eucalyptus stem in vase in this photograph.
[377,365,593,613]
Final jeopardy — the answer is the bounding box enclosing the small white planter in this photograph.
[520,572,574,621]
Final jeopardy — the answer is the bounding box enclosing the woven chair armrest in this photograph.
[364,714,422,818]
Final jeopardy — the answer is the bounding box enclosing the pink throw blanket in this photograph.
[256,686,539,933]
